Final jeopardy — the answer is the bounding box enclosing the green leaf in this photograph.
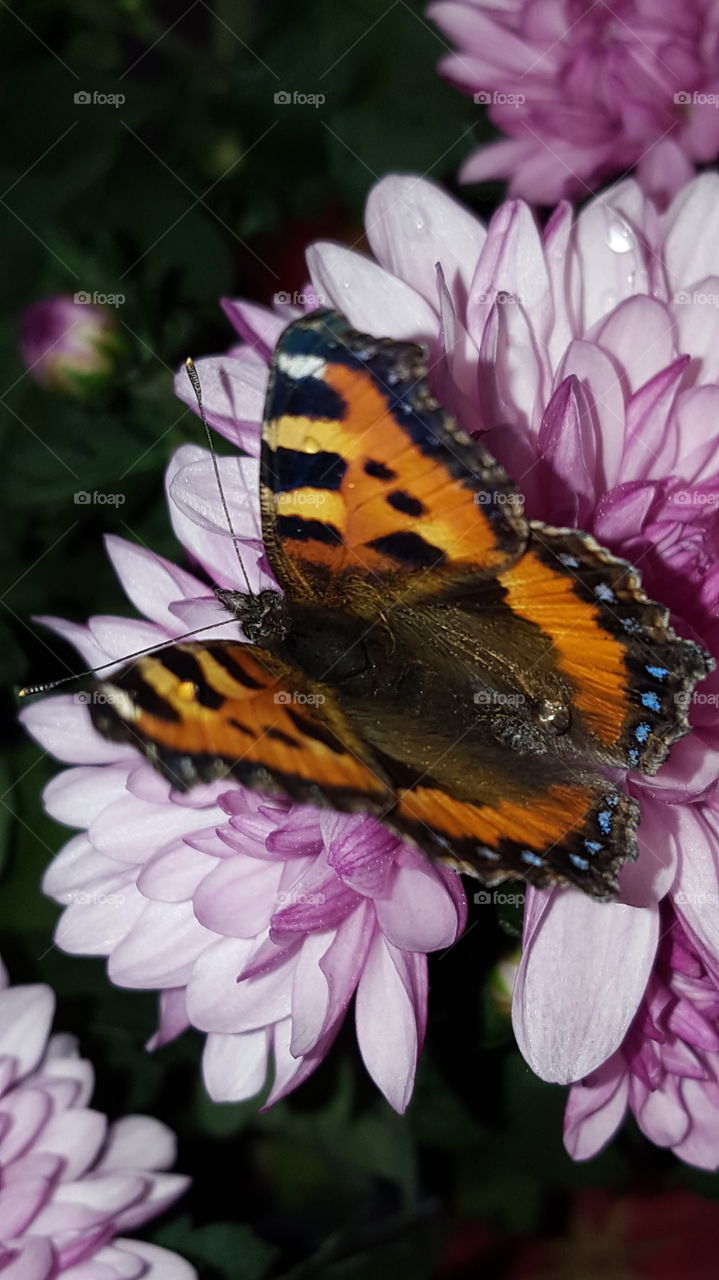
[156,1219,278,1280]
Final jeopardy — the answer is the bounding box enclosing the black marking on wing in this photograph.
[367,530,447,568]
[129,680,182,722]
[265,726,299,748]
[267,447,347,493]
[276,515,344,545]
[227,717,254,737]
[386,490,425,517]
[156,649,224,710]
[286,708,347,754]
[365,459,396,481]
[268,369,346,422]
[208,646,265,690]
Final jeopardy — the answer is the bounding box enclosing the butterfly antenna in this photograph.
[17,616,243,698]
[184,357,254,598]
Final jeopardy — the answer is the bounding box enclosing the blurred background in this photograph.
[3,2,719,1276]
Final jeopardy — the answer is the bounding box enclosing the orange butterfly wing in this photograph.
[260,309,528,607]
[390,774,638,898]
[90,639,392,806]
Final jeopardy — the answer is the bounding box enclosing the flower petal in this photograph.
[365,175,486,304]
[513,890,657,1082]
[307,241,438,340]
[355,936,426,1113]
[563,1055,629,1160]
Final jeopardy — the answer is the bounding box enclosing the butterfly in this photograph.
[87,309,713,899]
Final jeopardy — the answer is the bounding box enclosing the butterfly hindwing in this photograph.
[260,309,528,608]
[494,525,713,775]
[388,772,638,898]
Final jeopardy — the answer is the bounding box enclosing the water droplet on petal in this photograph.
[401,210,427,240]
[605,216,635,254]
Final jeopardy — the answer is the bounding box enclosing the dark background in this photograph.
[2,3,719,1276]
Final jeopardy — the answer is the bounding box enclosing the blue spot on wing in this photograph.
[520,850,545,867]
[641,691,661,712]
[646,665,669,680]
[635,721,651,743]
[585,840,603,854]
[595,583,615,603]
[628,746,640,765]
[570,854,590,871]
[597,810,612,835]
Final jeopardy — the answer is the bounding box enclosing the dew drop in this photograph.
[605,216,635,255]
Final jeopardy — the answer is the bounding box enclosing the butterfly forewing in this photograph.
[90,639,392,808]
[260,309,528,609]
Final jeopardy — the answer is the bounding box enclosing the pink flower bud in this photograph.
[20,293,121,395]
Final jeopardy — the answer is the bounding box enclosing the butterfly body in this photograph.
[89,309,713,899]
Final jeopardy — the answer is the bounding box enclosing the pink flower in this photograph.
[0,956,194,1278]
[429,0,719,204]
[22,502,466,1112]
[24,170,719,1151]
[565,903,719,1169]
[19,295,121,396]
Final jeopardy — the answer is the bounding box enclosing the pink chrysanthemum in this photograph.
[566,899,719,1167]
[23,171,719,1158]
[430,0,719,204]
[0,956,193,1277]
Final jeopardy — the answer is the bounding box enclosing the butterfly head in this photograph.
[215,587,289,648]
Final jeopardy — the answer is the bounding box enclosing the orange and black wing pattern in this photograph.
[259,309,528,607]
[494,525,713,776]
[388,769,638,899]
[89,639,392,808]
[88,637,636,896]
